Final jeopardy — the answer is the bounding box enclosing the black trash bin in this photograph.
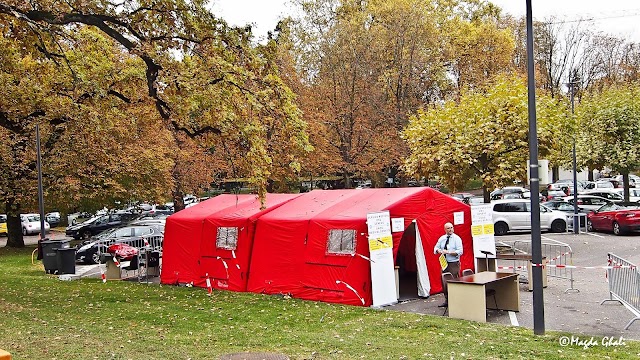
[56,248,76,275]
[41,239,70,274]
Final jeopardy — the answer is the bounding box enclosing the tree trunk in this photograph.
[342,172,352,189]
[587,167,594,181]
[172,188,185,212]
[482,184,490,203]
[622,172,630,202]
[5,198,25,248]
[552,166,559,183]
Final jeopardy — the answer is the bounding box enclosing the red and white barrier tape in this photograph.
[205,273,213,296]
[336,280,365,305]
[100,267,106,283]
[112,256,120,268]
[499,264,636,270]
[216,257,229,279]
[547,251,572,263]
[232,250,240,270]
[352,253,374,263]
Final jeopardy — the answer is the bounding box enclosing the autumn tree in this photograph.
[439,2,515,94]
[576,83,640,201]
[0,1,310,247]
[291,0,404,187]
[289,0,508,186]
[0,26,180,247]
[403,75,568,202]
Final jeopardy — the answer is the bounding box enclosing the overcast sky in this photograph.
[210,0,640,42]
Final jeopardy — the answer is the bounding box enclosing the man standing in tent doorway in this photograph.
[434,222,463,307]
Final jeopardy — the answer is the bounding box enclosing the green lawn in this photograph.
[0,246,638,359]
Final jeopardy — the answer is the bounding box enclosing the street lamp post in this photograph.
[568,82,579,234]
[525,0,545,335]
[36,124,46,240]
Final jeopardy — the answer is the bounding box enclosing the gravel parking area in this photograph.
[388,231,640,340]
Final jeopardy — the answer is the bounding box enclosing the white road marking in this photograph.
[509,311,519,326]
[587,232,604,238]
[541,235,554,241]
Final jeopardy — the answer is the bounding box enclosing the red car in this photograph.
[587,202,640,235]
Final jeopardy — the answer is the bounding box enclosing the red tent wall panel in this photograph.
[198,194,299,292]
[247,190,364,295]
[161,194,266,286]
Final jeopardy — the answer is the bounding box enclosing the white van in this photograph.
[492,199,568,235]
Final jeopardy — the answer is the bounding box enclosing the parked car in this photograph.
[75,231,164,264]
[0,214,7,236]
[137,209,173,218]
[490,187,528,200]
[612,188,640,202]
[579,190,624,203]
[542,200,587,225]
[466,196,486,205]
[583,180,616,190]
[91,223,164,242]
[587,202,640,235]
[548,181,583,195]
[542,200,585,213]
[67,212,93,226]
[492,199,568,235]
[65,211,138,240]
[544,190,567,201]
[561,195,614,212]
[45,212,61,227]
[20,213,50,235]
[613,174,639,188]
[450,192,475,201]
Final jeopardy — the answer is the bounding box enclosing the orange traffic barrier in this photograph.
[0,348,11,360]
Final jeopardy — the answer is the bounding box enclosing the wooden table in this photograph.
[447,272,519,323]
[476,254,547,291]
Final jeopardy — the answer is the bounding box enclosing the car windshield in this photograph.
[94,228,117,239]
[81,216,101,224]
[26,215,40,222]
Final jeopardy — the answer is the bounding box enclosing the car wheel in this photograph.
[89,249,105,265]
[81,230,92,240]
[587,219,593,232]
[551,219,566,233]
[495,222,509,236]
[613,221,624,236]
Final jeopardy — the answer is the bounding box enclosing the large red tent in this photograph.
[160,193,300,291]
[246,188,473,307]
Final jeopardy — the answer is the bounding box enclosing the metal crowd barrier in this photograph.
[503,238,577,292]
[601,253,640,330]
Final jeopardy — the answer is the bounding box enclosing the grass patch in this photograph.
[0,247,638,359]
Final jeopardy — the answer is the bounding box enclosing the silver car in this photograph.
[562,195,613,212]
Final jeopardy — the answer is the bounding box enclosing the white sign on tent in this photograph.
[366,211,397,307]
[471,204,496,259]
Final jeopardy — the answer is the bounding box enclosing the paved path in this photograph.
[388,231,640,340]
[0,229,68,247]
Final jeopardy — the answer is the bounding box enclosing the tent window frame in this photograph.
[216,227,238,250]
[326,229,356,255]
